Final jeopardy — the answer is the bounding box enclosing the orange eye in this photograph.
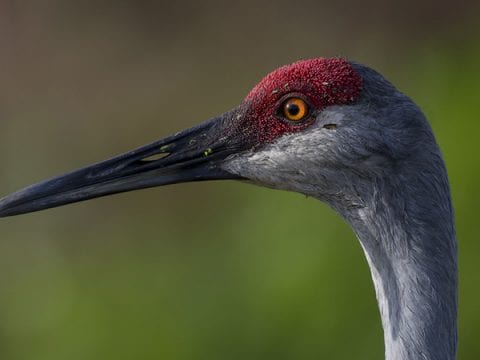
[282,97,309,122]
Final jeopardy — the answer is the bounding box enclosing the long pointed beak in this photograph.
[0,110,245,217]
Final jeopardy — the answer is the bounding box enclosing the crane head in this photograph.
[0,57,431,217]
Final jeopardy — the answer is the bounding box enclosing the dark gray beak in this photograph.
[0,111,245,217]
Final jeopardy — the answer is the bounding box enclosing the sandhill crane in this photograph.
[0,58,457,360]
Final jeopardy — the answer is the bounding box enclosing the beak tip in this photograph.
[0,195,22,218]
[0,186,45,218]
[0,203,15,218]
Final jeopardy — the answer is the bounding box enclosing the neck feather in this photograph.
[340,161,457,360]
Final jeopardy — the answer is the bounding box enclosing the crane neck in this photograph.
[339,164,457,360]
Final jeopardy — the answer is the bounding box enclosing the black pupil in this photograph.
[286,103,300,116]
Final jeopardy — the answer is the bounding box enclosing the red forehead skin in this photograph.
[240,58,362,144]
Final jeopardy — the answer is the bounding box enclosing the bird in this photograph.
[0,58,457,360]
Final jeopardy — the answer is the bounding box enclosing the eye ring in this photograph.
[281,97,310,122]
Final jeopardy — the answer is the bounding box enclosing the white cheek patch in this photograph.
[223,127,334,180]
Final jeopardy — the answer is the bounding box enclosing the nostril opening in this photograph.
[140,152,170,162]
[323,124,337,130]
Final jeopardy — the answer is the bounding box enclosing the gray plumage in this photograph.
[224,64,457,360]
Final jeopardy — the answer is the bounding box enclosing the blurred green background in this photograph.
[0,1,479,359]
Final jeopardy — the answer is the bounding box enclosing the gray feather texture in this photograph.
[223,63,457,360]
